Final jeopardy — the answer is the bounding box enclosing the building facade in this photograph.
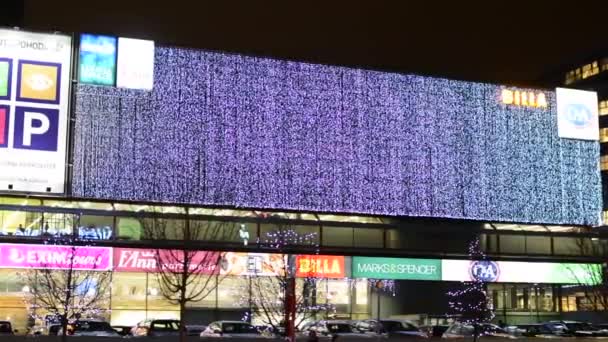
[0,29,605,333]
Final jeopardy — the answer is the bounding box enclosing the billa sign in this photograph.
[296,255,345,278]
[501,89,547,108]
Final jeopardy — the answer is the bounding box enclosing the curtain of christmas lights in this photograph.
[72,47,602,225]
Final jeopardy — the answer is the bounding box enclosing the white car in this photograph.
[201,321,266,338]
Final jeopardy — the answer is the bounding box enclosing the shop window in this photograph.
[111,272,147,310]
[0,210,43,236]
[353,279,369,314]
[322,226,353,247]
[110,310,147,326]
[326,279,351,315]
[480,234,498,253]
[217,276,245,308]
[147,276,179,311]
[499,235,525,254]
[183,274,218,308]
[43,212,76,236]
[117,217,143,240]
[553,237,584,256]
[526,236,551,255]
[190,220,244,243]
[78,215,113,240]
[260,224,318,246]
[353,228,383,248]
[140,218,186,240]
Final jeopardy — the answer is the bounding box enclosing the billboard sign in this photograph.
[0,29,72,193]
[556,87,599,140]
[296,255,345,278]
[78,34,117,86]
[441,260,601,285]
[352,256,442,281]
[116,37,154,90]
[219,252,284,276]
[0,243,111,271]
[113,248,220,274]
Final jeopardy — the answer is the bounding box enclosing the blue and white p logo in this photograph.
[13,106,59,151]
[564,103,593,128]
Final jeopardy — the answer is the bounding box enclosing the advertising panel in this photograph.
[114,248,282,276]
[556,87,599,140]
[0,29,72,193]
[116,37,154,90]
[113,248,220,274]
[220,252,284,276]
[78,34,117,86]
[0,243,111,271]
[441,260,602,285]
[296,255,345,278]
[352,256,442,281]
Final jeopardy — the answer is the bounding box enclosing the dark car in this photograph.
[546,321,608,337]
[354,319,380,333]
[442,323,515,339]
[131,319,180,337]
[60,320,121,337]
[112,325,133,336]
[378,320,428,338]
[302,320,372,340]
[201,321,263,338]
[0,321,14,336]
[521,324,570,338]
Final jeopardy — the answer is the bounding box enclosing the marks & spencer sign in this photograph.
[352,256,441,281]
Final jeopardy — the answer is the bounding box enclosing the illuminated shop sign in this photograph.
[116,37,154,90]
[441,260,601,285]
[501,89,547,108]
[0,243,112,271]
[556,87,599,141]
[296,255,345,278]
[352,257,442,281]
[78,34,117,86]
[352,256,601,285]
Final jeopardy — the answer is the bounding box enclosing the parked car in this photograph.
[131,319,180,337]
[353,319,381,333]
[442,323,515,339]
[421,324,450,337]
[378,320,428,338]
[546,321,608,337]
[59,320,121,337]
[0,321,14,336]
[302,320,372,340]
[185,324,207,336]
[520,324,573,338]
[112,325,133,336]
[201,321,265,338]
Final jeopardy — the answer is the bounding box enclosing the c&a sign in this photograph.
[296,255,345,278]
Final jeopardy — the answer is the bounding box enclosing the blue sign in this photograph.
[79,34,117,86]
[564,103,593,128]
[469,260,500,282]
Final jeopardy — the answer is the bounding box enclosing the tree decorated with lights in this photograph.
[242,224,333,337]
[142,212,239,342]
[22,241,111,342]
[447,238,495,341]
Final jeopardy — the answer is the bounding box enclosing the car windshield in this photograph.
[327,323,354,333]
[381,321,418,332]
[75,321,113,332]
[222,323,258,334]
[152,321,179,331]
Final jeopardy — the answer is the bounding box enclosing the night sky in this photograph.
[14,1,608,87]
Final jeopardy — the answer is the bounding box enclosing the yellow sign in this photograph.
[502,89,547,108]
[19,62,59,103]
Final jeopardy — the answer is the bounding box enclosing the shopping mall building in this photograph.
[0,28,606,332]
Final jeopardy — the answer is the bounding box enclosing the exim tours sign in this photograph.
[0,243,112,271]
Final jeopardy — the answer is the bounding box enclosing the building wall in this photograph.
[72,47,601,225]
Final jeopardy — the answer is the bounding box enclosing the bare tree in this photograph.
[568,238,607,311]
[245,226,331,335]
[142,212,239,342]
[23,244,111,341]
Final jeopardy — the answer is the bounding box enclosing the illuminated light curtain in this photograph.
[72,47,601,225]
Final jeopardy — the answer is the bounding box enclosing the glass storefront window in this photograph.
[322,227,353,247]
[354,228,383,248]
[190,220,243,243]
[111,272,146,310]
[116,217,143,240]
[218,276,245,308]
[0,197,42,206]
[0,210,43,236]
[78,215,113,240]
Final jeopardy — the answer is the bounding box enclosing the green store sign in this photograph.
[352,256,441,281]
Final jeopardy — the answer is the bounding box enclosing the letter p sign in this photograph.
[13,106,59,151]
